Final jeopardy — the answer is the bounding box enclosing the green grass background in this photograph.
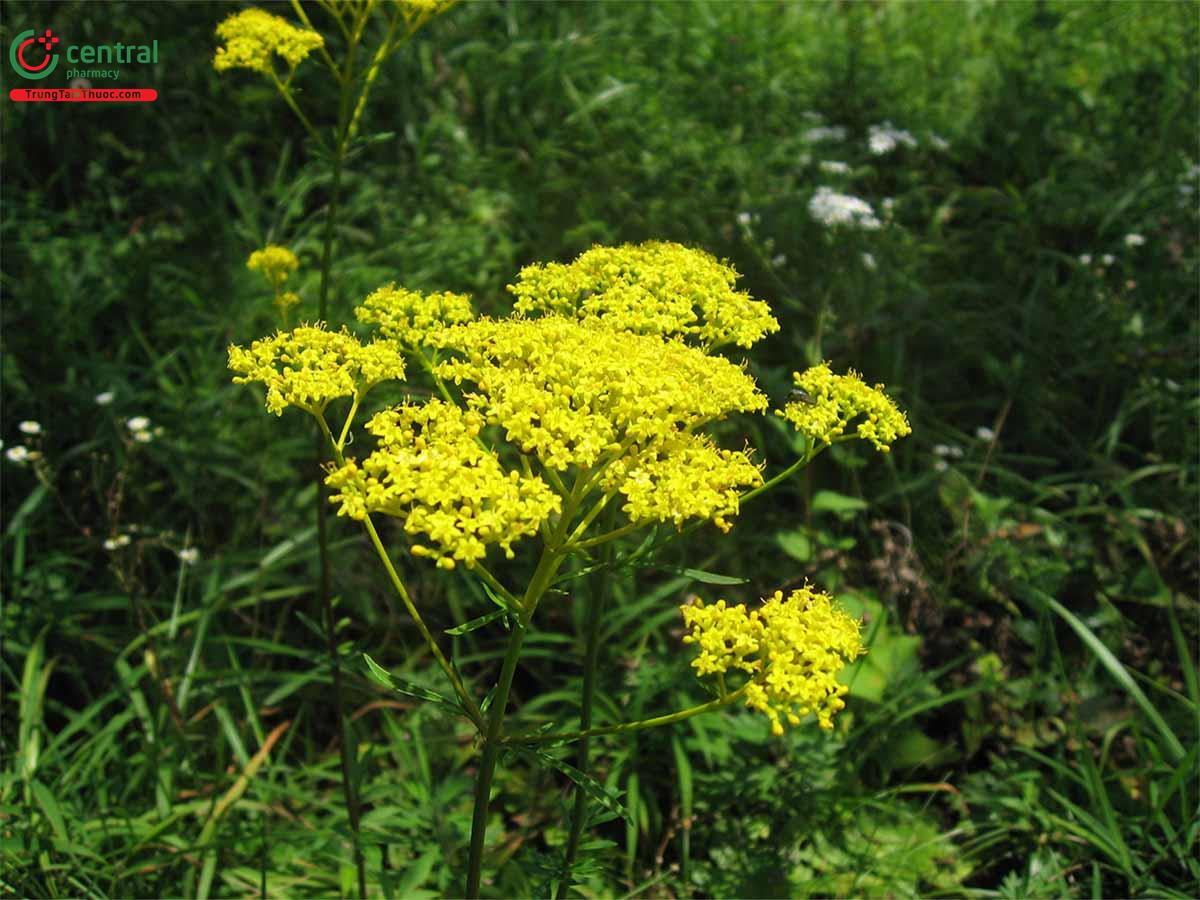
[2,1,1197,897]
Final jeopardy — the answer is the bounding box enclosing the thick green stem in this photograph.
[465,478,585,896]
[555,544,609,898]
[464,619,528,898]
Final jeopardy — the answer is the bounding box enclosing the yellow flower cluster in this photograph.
[325,400,560,568]
[355,283,474,346]
[600,433,762,532]
[777,363,911,452]
[228,324,405,416]
[434,315,767,464]
[247,245,300,291]
[681,587,864,734]
[213,9,324,74]
[507,242,779,349]
[399,0,457,24]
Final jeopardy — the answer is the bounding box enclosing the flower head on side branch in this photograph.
[681,586,864,734]
[777,363,911,452]
[228,324,405,416]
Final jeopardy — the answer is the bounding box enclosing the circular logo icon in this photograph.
[10,29,60,81]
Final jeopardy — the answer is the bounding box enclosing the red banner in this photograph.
[10,87,157,102]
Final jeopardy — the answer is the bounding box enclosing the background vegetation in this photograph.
[2,0,1197,897]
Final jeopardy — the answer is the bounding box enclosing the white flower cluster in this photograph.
[126,416,161,444]
[868,122,918,156]
[809,187,881,230]
[802,125,847,144]
[6,421,44,464]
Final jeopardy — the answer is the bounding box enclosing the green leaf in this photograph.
[675,568,747,586]
[361,654,454,708]
[811,490,868,517]
[775,529,812,562]
[526,747,634,826]
[446,608,509,636]
[31,779,68,842]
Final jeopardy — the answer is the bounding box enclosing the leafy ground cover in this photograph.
[2,1,1197,897]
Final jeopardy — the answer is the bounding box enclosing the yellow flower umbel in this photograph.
[325,400,560,569]
[432,316,766,531]
[681,587,864,734]
[213,8,324,74]
[356,283,475,347]
[777,363,911,452]
[228,324,405,416]
[507,241,779,350]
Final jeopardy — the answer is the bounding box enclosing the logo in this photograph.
[10,29,60,80]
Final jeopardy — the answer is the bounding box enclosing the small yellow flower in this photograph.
[355,283,474,346]
[325,400,560,568]
[681,586,864,734]
[228,324,405,416]
[214,9,324,74]
[507,241,779,349]
[776,363,910,452]
[247,245,300,292]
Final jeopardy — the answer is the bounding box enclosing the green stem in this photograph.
[464,617,528,899]
[311,50,356,883]
[361,516,485,729]
[464,478,586,896]
[555,533,610,898]
[316,415,484,730]
[504,685,750,748]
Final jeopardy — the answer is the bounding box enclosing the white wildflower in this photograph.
[103,534,132,551]
[1078,254,1092,265]
[868,121,917,155]
[178,547,200,565]
[819,160,850,175]
[126,416,151,432]
[1124,233,1145,248]
[809,187,881,230]
[771,254,787,267]
[861,252,877,271]
[736,211,752,227]
[95,391,115,406]
[6,446,30,463]
[975,426,996,441]
[18,421,41,435]
[802,125,847,144]
[133,430,154,444]
[1101,254,1115,266]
